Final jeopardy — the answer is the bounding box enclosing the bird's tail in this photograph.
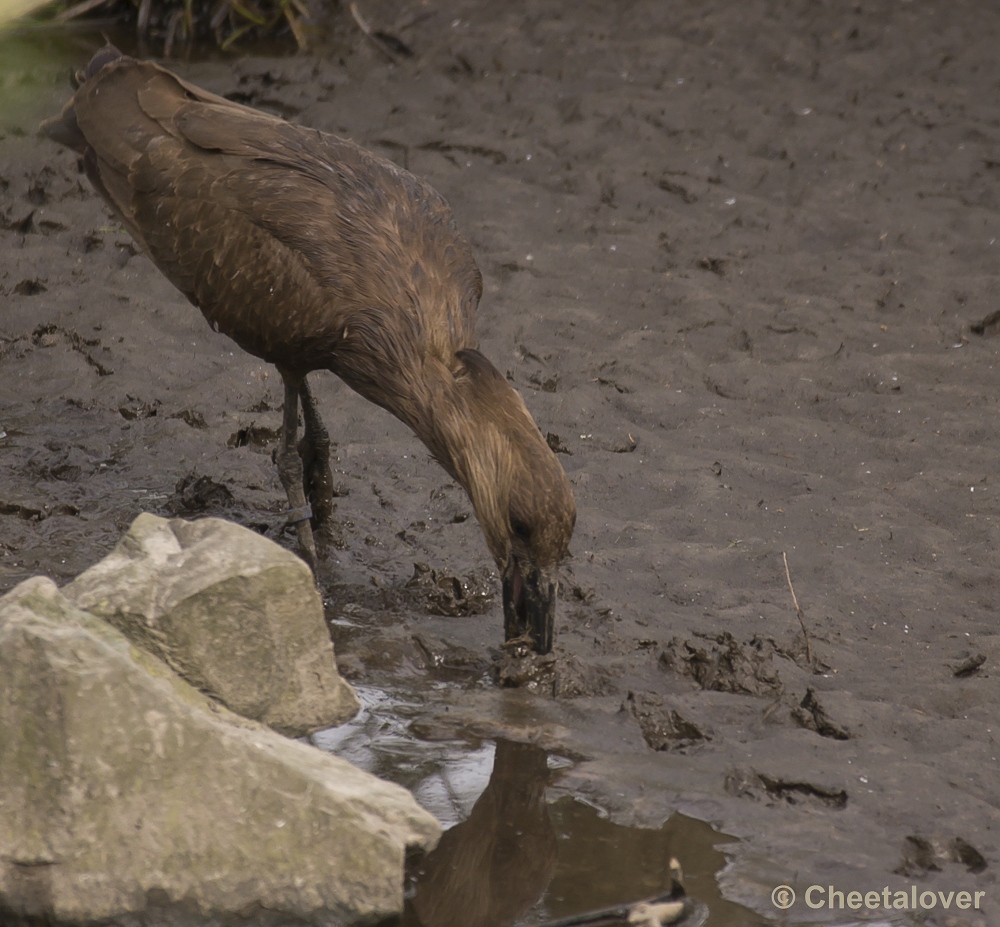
[38,44,127,152]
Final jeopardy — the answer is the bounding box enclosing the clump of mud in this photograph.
[164,473,235,516]
[790,687,851,741]
[490,643,618,698]
[405,561,495,617]
[622,690,709,752]
[659,632,782,697]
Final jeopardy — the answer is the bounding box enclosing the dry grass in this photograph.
[39,0,319,53]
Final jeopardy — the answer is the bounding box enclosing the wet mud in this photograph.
[2,1,999,924]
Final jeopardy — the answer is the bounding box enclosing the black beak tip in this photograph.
[502,560,556,655]
[532,620,554,655]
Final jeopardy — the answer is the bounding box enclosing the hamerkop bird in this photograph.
[41,47,575,654]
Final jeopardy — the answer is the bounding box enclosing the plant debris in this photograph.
[38,0,315,53]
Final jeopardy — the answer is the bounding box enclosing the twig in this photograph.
[782,551,813,666]
[283,1,308,50]
[349,1,402,63]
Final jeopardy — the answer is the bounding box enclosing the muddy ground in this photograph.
[1,1,998,923]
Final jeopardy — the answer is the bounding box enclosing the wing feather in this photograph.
[50,52,483,377]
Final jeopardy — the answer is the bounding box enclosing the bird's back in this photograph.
[42,48,483,390]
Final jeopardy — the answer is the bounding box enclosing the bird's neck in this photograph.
[404,356,516,568]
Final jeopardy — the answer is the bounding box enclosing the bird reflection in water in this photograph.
[401,740,556,927]
[395,741,701,927]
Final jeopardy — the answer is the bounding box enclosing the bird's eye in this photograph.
[511,519,532,542]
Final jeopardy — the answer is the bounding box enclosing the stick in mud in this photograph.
[782,550,814,667]
[349,2,406,62]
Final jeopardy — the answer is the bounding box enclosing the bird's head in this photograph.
[444,349,576,654]
[499,441,576,654]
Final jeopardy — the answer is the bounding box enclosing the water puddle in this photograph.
[313,686,772,927]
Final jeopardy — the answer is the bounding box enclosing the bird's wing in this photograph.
[61,55,482,373]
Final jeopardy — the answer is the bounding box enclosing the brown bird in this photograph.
[41,46,575,654]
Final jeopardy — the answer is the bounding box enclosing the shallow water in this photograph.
[314,686,771,927]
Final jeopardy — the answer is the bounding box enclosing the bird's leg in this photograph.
[296,376,335,530]
[277,375,318,573]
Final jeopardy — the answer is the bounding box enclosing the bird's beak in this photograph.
[502,554,557,654]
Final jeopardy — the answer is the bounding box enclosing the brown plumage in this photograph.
[41,46,575,654]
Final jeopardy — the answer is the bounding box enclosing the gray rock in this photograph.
[64,514,359,736]
[0,577,440,926]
